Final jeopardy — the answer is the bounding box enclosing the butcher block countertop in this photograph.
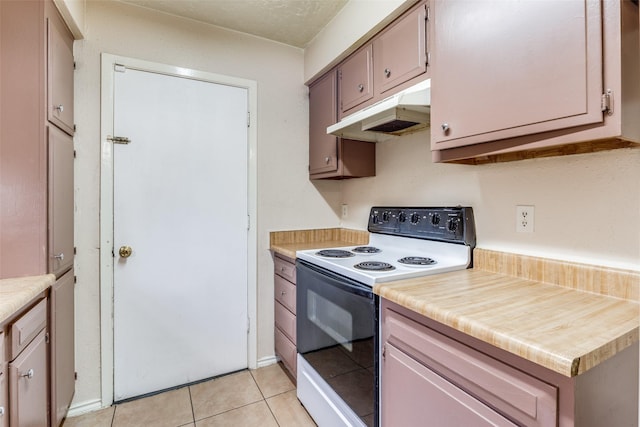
[0,274,55,325]
[375,249,639,378]
[270,228,369,259]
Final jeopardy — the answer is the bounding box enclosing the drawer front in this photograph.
[384,308,557,427]
[274,275,296,314]
[275,301,296,344]
[11,299,47,360]
[274,256,296,283]
[275,327,297,378]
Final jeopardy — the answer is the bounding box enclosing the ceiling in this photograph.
[118,0,349,48]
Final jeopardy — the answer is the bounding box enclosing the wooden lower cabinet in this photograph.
[0,333,6,427]
[9,329,48,427]
[381,299,638,427]
[273,254,297,378]
[50,270,75,427]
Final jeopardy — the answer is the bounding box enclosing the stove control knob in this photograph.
[431,213,441,226]
[398,211,407,222]
[382,211,391,222]
[410,212,421,224]
[447,218,459,232]
[372,213,380,224]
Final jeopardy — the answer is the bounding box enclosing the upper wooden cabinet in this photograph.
[373,3,428,96]
[431,0,640,163]
[48,11,75,136]
[338,44,374,115]
[309,70,376,179]
[0,0,75,278]
[338,0,430,119]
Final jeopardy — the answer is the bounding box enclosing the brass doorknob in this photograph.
[119,246,133,258]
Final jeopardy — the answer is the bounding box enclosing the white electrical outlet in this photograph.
[341,204,348,218]
[516,205,535,233]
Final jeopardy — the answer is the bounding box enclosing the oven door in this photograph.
[296,259,378,427]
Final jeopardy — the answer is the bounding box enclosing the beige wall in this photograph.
[339,132,640,271]
[72,1,340,410]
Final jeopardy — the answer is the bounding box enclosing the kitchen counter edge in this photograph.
[0,274,56,325]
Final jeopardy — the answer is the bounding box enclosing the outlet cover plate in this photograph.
[516,205,534,233]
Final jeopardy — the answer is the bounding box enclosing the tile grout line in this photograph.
[188,386,197,426]
[249,369,282,426]
[110,404,117,427]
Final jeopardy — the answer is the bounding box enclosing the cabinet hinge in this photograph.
[382,344,386,359]
[74,124,77,132]
[73,150,77,158]
[45,332,50,344]
[601,90,613,116]
[74,247,77,255]
[107,135,131,144]
[75,372,78,380]
[74,61,77,70]
[74,275,77,284]
[425,5,430,21]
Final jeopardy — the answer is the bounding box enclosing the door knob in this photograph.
[119,246,133,258]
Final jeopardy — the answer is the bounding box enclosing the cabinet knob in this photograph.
[21,369,34,379]
[325,156,331,164]
[55,104,64,113]
[52,253,64,261]
[441,123,450,133]
[281,291,286,296]
[384,68,391,78]
[0,407,4,417]
[357,84,364,92]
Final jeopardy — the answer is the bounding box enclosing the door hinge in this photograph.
[247,317,250,334]
[107,135,131,145]
[112,248,115,258]
[114,64,126,73]
[247,111,250,128]
[247,214,251,230]
[601,90,613,116]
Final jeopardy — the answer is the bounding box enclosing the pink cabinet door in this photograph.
[373,2,427,95]
[431,0,603,150]
[339,44,374,115]
[51,269,75,426]
[309,70,339,175]
[48,125,74,276]
[9,330,48,427]
[47,8,74,136]
[382,342,517,427]
[0,361,7,427]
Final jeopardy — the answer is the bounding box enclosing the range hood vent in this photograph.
[327,79,431,143]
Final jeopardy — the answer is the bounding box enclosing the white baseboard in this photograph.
[257,355,279,368]
[66,398,106,418]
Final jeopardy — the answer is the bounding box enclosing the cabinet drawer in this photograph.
[274,255,296,283]
[275,301,296,344]
[385,308,557,427]
[275,327,297,378]
[10,299,47,360]
[274,275,296,314]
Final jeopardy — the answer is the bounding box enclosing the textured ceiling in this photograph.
[118,0,349,48]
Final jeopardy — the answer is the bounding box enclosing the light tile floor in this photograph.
[63,363,316,427]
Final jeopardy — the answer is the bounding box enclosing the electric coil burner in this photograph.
[296,207,476,427]
[398,256,437,266]
[354,261,395,271]
[352,246,382,254]
[315,249,355,258]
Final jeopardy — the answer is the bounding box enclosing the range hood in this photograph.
[327,79,431,143]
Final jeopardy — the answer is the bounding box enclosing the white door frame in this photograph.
[99,53,258,407]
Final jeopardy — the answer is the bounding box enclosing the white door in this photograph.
[112,67,249,401]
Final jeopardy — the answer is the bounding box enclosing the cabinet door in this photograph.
[374,2,428,95]
[0,362,7,427]
[9,330,48,427]
[338,44,373,115]
[309,70,339,175]
[382,343,517,427]
[51,269,75,427]
[47,9,75,135]
[48,125,74,276]
[431,0,603,150]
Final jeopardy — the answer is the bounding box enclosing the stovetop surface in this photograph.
[296,233,471,286]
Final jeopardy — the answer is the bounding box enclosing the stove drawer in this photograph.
[275,301,296,344]
[274,255,296,283]
[274,275,296,314]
